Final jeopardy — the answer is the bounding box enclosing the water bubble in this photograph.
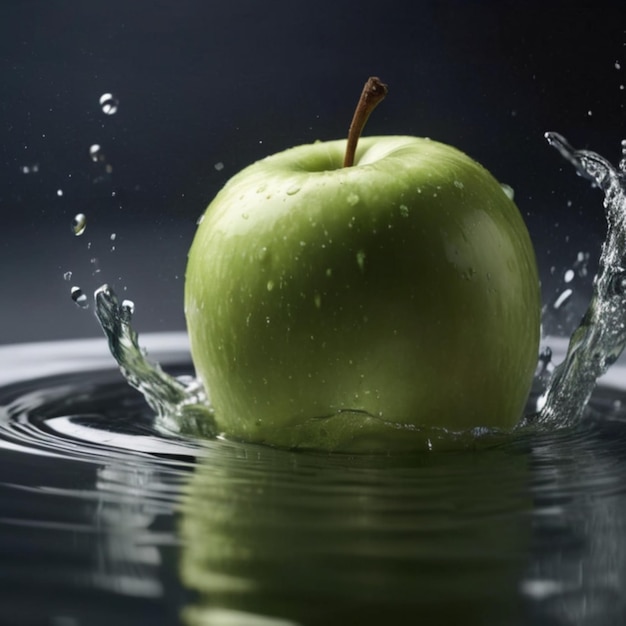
[70,286,89,309]
[99,93,119,115]
[214,162,224,171]
[63,271,72,281]
[72,213,87,236]
[347,193,359,206]
[399,204,409,218]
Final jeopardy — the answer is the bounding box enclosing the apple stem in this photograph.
[343,76,388,168]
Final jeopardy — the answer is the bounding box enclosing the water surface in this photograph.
[1,335,626,625]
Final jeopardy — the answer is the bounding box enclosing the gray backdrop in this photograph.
[1,0,624,344]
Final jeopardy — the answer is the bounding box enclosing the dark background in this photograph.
[1,0,624,344]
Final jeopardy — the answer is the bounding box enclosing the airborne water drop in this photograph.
[72,213,87,236]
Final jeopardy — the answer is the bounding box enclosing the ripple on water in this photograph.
[1,336,626,625]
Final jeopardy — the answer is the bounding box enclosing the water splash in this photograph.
[94,284,215,437]
[530,133,626,428]
[91,134,626,441]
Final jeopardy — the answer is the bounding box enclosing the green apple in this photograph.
[184,135,540,452]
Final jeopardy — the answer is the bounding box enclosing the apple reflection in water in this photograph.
[178,443,531,626]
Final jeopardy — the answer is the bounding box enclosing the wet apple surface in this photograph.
[185,136,541,451]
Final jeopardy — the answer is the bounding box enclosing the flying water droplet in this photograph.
[70,286,89,309]
[552,288,572,310]
[63,271,72,281]
[72,213,87,236]
[214,162,224,171]
[89,144,103,162]
[99,93,119,115]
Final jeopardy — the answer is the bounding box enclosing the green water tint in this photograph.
[94,133,626,443]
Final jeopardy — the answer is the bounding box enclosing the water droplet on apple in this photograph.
[257,246,269,263]
[70,286,89,309]
[356,250,366,272]
[501,183,515,200]
[453,180,464,190]
[72,213,87,236]
[241,212,250,220]
[286,184,300,196]
[266,280,274,292]
[347,193,359,206]
[399,204,409,218]
[99,93,119,115]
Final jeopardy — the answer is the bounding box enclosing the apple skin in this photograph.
[184,136,540,452]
